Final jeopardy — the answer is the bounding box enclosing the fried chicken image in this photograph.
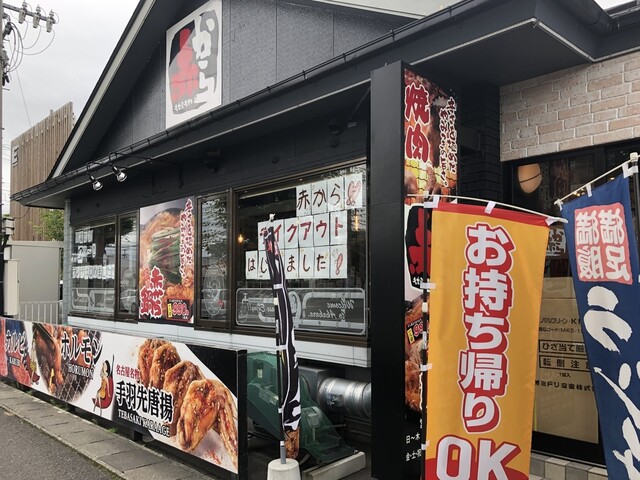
[162,360,204,436]
[177,379,238,468]
[149,343,180,389]
[137,338,167,387]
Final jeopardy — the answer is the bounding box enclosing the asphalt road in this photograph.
[0,409,119,480]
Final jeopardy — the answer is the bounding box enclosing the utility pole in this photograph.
[1,0,5,316]
[0,2,56,315]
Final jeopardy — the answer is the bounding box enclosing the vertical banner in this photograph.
[560,174,640,478]
[425,203,550,479]
[0,318,245,477]
[166,0,222,128]
[402,66,457,475]
[264,225,302,459]
[139,197,195,323]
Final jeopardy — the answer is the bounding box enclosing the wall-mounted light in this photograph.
[88,173,103,191]
[517,163,542,194]
[237,231,245,244]
[111,164,127,182]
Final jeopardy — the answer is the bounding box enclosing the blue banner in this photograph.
[561,174,640,478]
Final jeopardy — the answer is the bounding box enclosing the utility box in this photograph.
[4,259,19,316]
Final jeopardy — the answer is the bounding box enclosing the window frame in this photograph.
[195,191,232,331]
[228,160,370,345]
[505,142,640,465]
[70,211,139,323]
[116,211,140,322]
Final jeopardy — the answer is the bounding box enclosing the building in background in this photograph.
[10,102,74,240]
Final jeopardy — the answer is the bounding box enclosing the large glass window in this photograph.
[200,195,229,322]
[235,164,368,335]
[512,154,599,449]
[118,214,138,316]
[71,221,117,316]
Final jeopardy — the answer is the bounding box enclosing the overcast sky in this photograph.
[0,0,631,211]
[1,0,138,211]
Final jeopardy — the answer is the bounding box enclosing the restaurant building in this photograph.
[11,0,640,478]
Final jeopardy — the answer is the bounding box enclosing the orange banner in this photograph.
[425,203,549,479]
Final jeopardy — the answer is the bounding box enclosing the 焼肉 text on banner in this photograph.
[560,174,640,478]
[425,202,550,479]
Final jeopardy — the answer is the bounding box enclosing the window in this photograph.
[71,221,117,316]
[118,214,139,316]
[512,152,601,460]
[199,194,229,323]
[235,164,368,335]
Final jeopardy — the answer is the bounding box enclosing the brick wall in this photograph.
[500,51,640,161]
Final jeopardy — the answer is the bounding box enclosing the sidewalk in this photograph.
[0,379,213,480]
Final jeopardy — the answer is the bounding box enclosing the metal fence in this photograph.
[19,301,62,324]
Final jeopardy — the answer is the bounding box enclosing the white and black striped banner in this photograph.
[264,224,302,458]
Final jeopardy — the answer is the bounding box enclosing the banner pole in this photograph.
[275,319,287,464]
[630,153,640,248]
[420,204,430,480]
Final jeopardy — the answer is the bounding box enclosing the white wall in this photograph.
[7,240,63,302]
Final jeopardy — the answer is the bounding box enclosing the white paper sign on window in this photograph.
[284,218,299,249]
[257,221,268,251]
[245,251,258,279]
[313,213,330,247]
[311,180,328,215]
[331,245,348,279]
[327,177,344,212]
[298,215,314,248]
[271,219,284,245]
[258,251,269,280]
[330,211,348,245]
[299,247,315,279]
[296,184,312,217]
[314,247,330,278]
[283,249,299,280]
[344,173,364,209]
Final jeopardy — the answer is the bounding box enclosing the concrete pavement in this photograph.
[0,379,214,480]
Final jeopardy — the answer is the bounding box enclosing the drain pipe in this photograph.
[317,377,372,419]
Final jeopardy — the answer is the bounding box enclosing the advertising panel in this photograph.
[139,197,195,323]
[560,174,640,478]
[425,203,550,479]
[166,0,222,128]
[1,318,246,477]
[402,66,457,475]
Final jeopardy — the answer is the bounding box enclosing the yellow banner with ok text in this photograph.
[425,202,550,479]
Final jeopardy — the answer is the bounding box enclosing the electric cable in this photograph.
[15,69,32,127]
[22,28,54,55]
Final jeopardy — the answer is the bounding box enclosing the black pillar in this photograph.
[370,61,406,479]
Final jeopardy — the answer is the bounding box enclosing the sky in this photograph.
[1,0,138,211]
[0,0,632,212]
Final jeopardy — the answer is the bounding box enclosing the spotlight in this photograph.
[111,165,127,182]
[328,119,344,136]
[89,174,103,191]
